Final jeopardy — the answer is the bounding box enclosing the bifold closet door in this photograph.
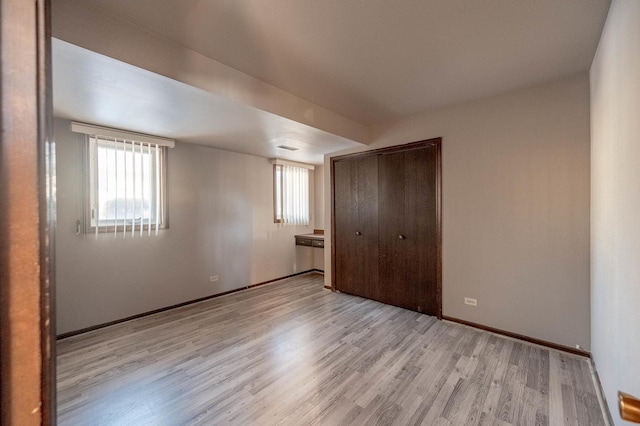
[333,155,379,299]
[378,146,438,315]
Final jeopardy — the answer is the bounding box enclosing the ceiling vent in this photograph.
[277,145,299,151]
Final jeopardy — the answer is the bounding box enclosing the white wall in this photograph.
[325,74,591,350]
[590,0,640,423]
[55,118,314,334]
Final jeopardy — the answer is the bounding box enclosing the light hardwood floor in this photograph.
[57,273,607,425]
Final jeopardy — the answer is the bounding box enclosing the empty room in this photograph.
[1,0,639,425]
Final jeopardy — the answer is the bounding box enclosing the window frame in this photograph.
[273,164,283,223]
[84,135,169,234]
[272,162,311,225]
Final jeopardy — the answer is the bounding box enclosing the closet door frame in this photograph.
[330,138,442,319]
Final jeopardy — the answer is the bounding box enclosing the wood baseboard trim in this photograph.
[590,359,615,425]
[323,285,332,290]
[246,270,321,288]
[442,315,591,358]
[57,270,322,340]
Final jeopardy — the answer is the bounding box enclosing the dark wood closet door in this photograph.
[378,146,438,315]
[333,155,379,299]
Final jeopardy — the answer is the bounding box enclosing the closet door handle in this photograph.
[398,234,406,240]
[355,231,362,236]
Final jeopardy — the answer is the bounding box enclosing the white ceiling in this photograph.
[52,39,362,165]
[85,0,610,125]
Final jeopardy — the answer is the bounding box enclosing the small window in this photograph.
[86,135,168,236]
[273,163,310,225]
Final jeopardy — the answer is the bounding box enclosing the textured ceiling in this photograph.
[86,0,610,125]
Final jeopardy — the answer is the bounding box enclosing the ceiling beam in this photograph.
[51,0,370,145]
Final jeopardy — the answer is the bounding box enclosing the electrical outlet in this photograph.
[464,297,477,306]
[209,275,219,282]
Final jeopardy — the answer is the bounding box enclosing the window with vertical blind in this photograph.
[71,122,174,237]
[273,160,313,225]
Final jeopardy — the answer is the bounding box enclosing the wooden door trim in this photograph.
[332,138,441,162]
[330,138,443,318]
[0,0,55,424]
[38,0,57,421]
[434,140,442,319]
[330,154,338,292]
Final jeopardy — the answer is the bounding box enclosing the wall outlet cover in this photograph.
[464,297,477,306]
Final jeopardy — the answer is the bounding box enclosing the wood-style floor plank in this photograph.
[57,273,606,425]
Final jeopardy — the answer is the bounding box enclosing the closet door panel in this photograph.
[334,158,359,295]
[356,155,380,300]
[404,146,438,315]
[378,151,408,307]
[334,156,379,299]
[378,146,438,315]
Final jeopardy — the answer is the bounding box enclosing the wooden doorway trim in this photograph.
[330,138,442,319]
[0,0,56,424]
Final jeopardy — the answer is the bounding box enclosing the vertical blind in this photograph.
[89,136,166,238]
[71,122,175,239]
[276,164,310,225]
